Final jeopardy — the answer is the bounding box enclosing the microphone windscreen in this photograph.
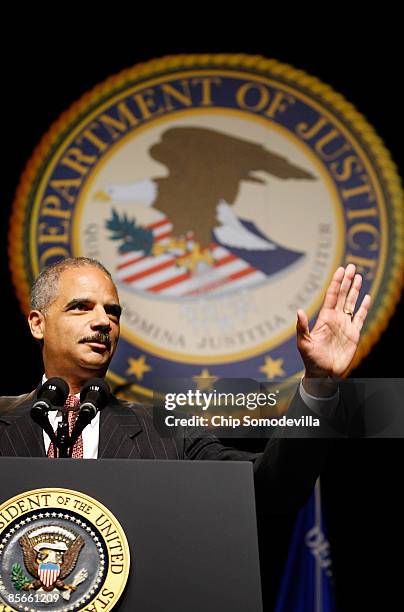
[36,377,69,408]
[80,378,110,410]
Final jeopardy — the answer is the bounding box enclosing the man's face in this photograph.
[30,266,121,380]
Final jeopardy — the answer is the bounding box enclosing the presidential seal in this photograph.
[0,489,130,611]
[9,54,404,397]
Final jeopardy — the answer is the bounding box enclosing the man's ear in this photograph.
[28,310,45,341]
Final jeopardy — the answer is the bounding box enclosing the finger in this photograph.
[336,264,357,310]
[322,266,345,309]
[296,309,310,339]
[343,273,363,315]
[353,294,371,331]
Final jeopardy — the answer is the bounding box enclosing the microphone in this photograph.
[79,378,110,419]
[68,379,110,455]
[30,377,69,447]
[31,377,69,414]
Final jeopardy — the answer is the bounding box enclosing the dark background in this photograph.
[1,21,402,611]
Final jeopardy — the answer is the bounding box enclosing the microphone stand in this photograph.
[35,407,89,459]
[55,411,70,458]
[68,408,95,457]
[34,407,82,458]
[32,410,58,451]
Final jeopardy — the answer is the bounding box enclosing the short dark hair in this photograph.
[30,257,114,312]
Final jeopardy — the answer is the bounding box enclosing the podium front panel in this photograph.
[0,458,262,611]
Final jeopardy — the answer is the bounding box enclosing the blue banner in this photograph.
[275,479,336,612]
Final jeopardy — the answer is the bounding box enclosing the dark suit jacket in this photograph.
[0,389,333,514]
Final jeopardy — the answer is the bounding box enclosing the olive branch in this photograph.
[11,563,30,590]
[106,209,154,255]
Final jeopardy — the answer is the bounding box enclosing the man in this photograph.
[0,257,370,512]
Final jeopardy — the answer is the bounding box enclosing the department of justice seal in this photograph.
[9,54,404,396]
[0,488,130,612]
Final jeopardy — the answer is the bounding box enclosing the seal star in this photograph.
[192,368,218,391]
[126,355,152,381]
[259,356,285,379]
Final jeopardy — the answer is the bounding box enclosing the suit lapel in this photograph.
[98,395,143,458]
[0,392,144,459]
[0,392,46,457]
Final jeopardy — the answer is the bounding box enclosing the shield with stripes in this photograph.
[113,213,303,297]
[38,562,61,588]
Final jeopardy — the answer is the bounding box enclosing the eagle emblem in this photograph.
[17,525,87,596]
[99,126,314,297]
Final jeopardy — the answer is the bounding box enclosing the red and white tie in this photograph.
[47,395,84,458]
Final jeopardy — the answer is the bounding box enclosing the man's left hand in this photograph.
[297,264,371,386]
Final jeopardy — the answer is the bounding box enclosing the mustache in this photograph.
[79,332,112,350]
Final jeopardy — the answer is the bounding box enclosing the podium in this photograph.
[0,458,262,611]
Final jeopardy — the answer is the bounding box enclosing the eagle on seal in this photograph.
[19,531,84,592]
[99,126,315,277]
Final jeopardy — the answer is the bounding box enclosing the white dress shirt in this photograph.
[299,379,339,416]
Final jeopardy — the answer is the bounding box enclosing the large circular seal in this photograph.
[9,54,404,396]
[0,488,130,611]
